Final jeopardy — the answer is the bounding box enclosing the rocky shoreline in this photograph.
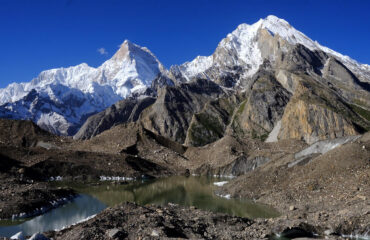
[2,172,368,240]
[42,202,368,240]
[43,202,315,240]
[0,177,76,220]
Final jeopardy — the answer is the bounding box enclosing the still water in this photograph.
[0,176,279,237]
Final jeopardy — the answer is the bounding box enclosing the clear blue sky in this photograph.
[1,0,370,88]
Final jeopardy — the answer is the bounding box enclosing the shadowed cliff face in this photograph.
[74,97,156,140]
[139,78,226,143]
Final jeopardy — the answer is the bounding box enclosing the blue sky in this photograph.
[1,0,370,88]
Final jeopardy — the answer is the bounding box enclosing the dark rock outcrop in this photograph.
[140,78,226,143]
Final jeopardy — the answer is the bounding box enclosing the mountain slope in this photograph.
[0,40,166,135]
[74,96,156,140]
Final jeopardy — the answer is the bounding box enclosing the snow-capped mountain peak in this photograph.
[0,40,165,104]
[0,40,166,135]
[175,15,370,83]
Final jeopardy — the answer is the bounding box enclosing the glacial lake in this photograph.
[0,176,279,237]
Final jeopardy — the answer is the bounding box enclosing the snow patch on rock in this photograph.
[294,135,361,159]
[216,193,231,199]
[265,120,281,143]
[213,181,228,187]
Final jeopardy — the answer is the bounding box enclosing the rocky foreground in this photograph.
[0,120,369,239]
[41,202,347,240]
[3,201,368,239]
[219,132,370,239]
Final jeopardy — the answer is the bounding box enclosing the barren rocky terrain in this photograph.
[220,132,370,238]
[0,118,368,239]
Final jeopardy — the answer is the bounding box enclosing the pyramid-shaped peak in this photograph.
[112,40,150,61]
[112,41,131,61]
[115,40,156,58]
[102,39,165,84]
[119,39,140,50]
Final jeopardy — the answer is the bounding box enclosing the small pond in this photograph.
[0,176,279,237]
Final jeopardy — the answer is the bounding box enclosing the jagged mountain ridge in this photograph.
[76,15,370,144]
[0,40,166,135]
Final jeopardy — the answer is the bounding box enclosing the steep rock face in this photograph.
[74,97,156,140]
[0,40,166,135]
[139,79,225,143]
[270,45,370,144]
[279,99,358,144]
[321,57,370,108]
[273,43,370,109]
[277,78,367,144]
[277,44,327,75]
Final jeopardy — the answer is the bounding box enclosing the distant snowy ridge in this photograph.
[175,15,370,83]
